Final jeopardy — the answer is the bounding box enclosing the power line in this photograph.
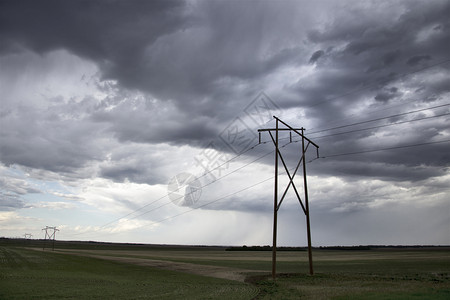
[71,58,450,235]
[311,112,450,140]
[68,137,449,240]
[70,118,279,236]
[74,103,448,237]
[81,142,263,230]
[151,176,274,225]
[264,103,449,145]
[69,142,287,238]
[308,103,450,135]
[129,138,450,229]
[68,68,450,238]
[85,108,448,235]
[133,155,309,228]
[68,142,269,237]
[71,174,276,240]
[148,138,450,226]
[111,145,277,222]
[127,136,313,223]
[320,139,450,158]
[308,97,420,134]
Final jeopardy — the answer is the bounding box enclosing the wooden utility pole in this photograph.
[302,128,314,276]
[258,116,319,279]
[272,117,279,279]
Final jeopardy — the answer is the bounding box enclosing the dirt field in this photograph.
[1,246,258,299]
[2,240,449,299]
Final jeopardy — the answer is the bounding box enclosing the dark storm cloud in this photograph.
[1,0,449,185]
[0,0,186,58]
[0,0,313,113]
[90,98,219,145]
[1,0,449,246]
[407,55,432,66]
[278,0,450,183]
[300,0,450,104]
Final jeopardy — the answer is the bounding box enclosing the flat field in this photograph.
[0,240,449,299]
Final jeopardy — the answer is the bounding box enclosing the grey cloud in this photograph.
[199,194,272,213]
[278,0,450,185]
[0,0,186,58]
[407,55,432,66]
[309,200,450,246]
[100,164,146,184]
[0,193,26,211]
[374,87,402,102]
[0,0,316,116]
[312,159,447,183]
[0,174,35,210]
[99,154,166,185]
[382,50,401,66]
[0,99,107,175]
[309,50,324,64]
[0,176,41,195]
[90,94,219,146]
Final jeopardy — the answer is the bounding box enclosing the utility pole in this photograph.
[42,226,59,251]
[272,117,279,279]
[258,116,319,279]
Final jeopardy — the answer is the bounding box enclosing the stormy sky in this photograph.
[1,0,449,246]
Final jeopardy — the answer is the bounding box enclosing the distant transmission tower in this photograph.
[42,226,59,251]
[24,233,33,239]
[258,116,319,279]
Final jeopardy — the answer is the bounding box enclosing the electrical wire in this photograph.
[150,176,274,225]
[68,135,449,239]
[311,112,450,140]
[68,141,286,238]
[308,103,450,135]
[93,141,263,230]
[90,117,279,231]
[319,139,450,158]
[106,138,450,230]
[259,103,449,145]
[75,106,448,236]
[66,60,450,239]
[120,147,276,222]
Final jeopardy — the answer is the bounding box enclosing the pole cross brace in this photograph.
[268,131,308,214]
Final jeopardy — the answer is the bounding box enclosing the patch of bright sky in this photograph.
[0,49,101,110]
[270,64,316,92]
[414,22,443,44]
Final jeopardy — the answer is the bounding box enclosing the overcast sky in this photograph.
[1,0,449,246]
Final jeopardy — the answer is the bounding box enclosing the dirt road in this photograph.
[50,249,262,282]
